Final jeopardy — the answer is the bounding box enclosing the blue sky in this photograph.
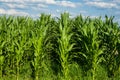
[0,0,120,23]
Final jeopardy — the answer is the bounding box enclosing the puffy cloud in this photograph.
[6,3,26,9]
[0,0,23,3]
[42,0,56,4]
[0,0,80,8]
[56,9,60,13]
[86,1,119,9]
[37,4,48,8]
[0,8,29,16]
[83,0,103,1]
[56,1,77,8]
[31,0,79,8]
[0,8,6,14]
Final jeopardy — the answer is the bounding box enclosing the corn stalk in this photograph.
[31,14,50,80]
[0,41,6,79]
[58,13,74,79]
[77,20,105,80]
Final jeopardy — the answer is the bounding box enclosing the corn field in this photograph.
[0,13,120,80]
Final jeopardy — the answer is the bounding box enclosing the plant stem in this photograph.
[16,56,19,80]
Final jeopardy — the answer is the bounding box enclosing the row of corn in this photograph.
[0,13,120,80]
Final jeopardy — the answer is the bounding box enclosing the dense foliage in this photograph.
[0,13,120,80]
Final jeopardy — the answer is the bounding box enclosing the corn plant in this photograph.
[0,36,6,79]
[99,16,120,78]
[76,18,105,80]
[31,14,50,80]
[0,13,120,80]
[57,13,75,79]
[4,16,28,80]
[0,16,14,79]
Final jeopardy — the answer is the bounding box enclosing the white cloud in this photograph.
[51,13,58,17]
[8,9,29,15]
[0,8,29,16]
[83,0,102,1]
[42,0,56,4]
[6,3,26,9]
[0,8,6,14]
[35,0,78,8]
[30,14,40,19]
[56,9,60,13]
[37,4,48,8]
[28,0,56,4]
[0,0,23,3]
[0,0,55,4]
[31,6,49,12]
[86,1,119,9]
[0,0,80,8]
[56,1,77,8]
